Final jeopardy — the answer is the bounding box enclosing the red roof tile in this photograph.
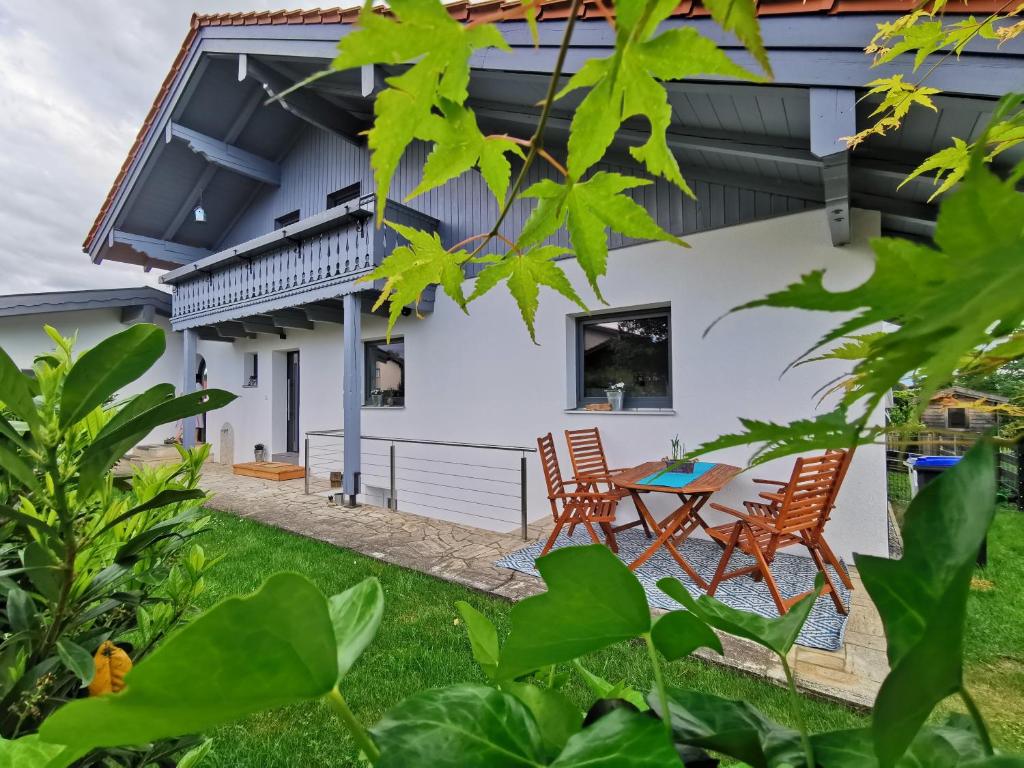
[83,0,1002,252]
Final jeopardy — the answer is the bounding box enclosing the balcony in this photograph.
[162,194,438,333]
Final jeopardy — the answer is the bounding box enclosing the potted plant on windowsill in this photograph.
[605,381,625,411]
[368,388,383,407]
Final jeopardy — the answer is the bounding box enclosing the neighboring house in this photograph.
[0,287,181,444]
[78,2,1022,558]
[924,387,1009,433]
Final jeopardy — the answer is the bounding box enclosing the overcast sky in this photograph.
[0,2,281,294]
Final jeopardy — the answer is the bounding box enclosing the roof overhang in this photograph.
[0,287,172,319]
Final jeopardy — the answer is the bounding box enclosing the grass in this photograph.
[194,512,865,767]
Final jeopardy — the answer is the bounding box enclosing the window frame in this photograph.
[327,183,362,209]
[274,209,301,229]
[364,336,406,408]
[575,307,672,409]
[946,407,969,429]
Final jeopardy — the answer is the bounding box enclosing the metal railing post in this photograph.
[304,436,310,495]
[520,454,528,540]
[389,442,397,511]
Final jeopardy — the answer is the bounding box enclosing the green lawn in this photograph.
[194,512,864,767]
[194,509,1024,766]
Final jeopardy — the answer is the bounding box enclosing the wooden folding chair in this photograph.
[564,427,651,538]
[537,433,620,556]
[705,450,854,615]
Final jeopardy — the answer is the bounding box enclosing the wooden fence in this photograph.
[885,431,1023,510]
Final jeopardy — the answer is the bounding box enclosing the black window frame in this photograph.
[947,407,969,429]
[274,209,301,229]
[327,183,362,209]
[576,308,672,409]
[364,336,406,408]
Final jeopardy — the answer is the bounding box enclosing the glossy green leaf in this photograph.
[702,0,772,76]
[0,441,37,491]
[811,715,989,767]
[0,734,74,768]
[650,610,722,661]
[499,545,650,680]
[504,681,581,760]
[96,489,206,535]
[370,684,543,768]
[550,707,679,767]
[455,600,500,679]
[659,686,802,768]
[7,587,37,634]
[469,246,587,342]
[855,441,996,767]
[361,220,472,336]
[40,573,337,751]
[55,638,95,687]
[175,738,214,768]
[572,660,648,711]
[658,575,820,658]
[23,541,61,602]
[0,346,40,429]
[59,324,165,428]
[328,576,384,681]
[0,505,56,537]
[101,383,176,437]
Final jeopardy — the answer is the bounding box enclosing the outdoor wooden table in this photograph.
[612,461,742,589]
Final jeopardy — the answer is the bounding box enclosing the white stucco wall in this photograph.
[199,208,889,559]
[0,310,183,444]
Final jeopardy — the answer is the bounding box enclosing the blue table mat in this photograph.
[637,461,715,488]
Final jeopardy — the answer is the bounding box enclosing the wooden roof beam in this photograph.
[109,230,210,266]
[166,121,281,186]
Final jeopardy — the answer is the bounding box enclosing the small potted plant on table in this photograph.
[663,434,694,473]
[605,381,625,411]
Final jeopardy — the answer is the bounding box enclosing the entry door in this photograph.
[286,351,300,453]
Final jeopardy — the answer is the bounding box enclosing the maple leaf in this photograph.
[468,246,588,342]
[558,19,757,191]
[330,0,508,214]
[407,100,524,204]
[702,0,773,77]
[360,220,472,336]
[518,172,687,302]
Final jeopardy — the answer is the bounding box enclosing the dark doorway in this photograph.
[286,351,300,454]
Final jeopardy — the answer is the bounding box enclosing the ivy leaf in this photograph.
[56,638,95,687]
[650,610,723,662]
[702,0,773,77]
[550,707,679,767]
[520,172,686,302]
[560,25,757,189]
[330,0,508,212]
[469,246,587,343]
[455,600,500,680]
[503,681,581,760]
[407,100,524,204]
[855,442,996,767]
[361,221,472,336]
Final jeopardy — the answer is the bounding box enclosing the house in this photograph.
[79,2,1022,559]
[0,287,182,444]
[924,387,1010,433]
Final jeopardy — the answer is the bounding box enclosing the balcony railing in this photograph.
[163,194,438,330]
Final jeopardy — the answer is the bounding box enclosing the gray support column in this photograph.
[182,328,198,449]
[342,292,362,506]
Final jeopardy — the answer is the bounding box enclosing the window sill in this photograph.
[362,405,405,410]
[565,407,676,416]
[241,384,258,389]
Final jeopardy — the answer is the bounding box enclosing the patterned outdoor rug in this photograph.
[496,528,851,651]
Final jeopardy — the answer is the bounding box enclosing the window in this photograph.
[947,407,968,429]
[327,183,361,209]
[365,338,405,407]
[274,209,300,229]
[243,352,258,388]
[577,309,671,408]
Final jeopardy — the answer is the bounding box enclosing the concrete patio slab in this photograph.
[200,462,887,708]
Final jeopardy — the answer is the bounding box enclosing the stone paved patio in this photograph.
[199,462,888,708]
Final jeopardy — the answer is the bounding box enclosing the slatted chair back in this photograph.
[772,450,851,537]
[537,432,566,508]
[565,427,611,484]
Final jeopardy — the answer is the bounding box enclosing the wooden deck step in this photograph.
[232,461,305,481]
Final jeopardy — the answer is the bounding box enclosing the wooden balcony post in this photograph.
[182,328,198,449]
[342,292,362,507]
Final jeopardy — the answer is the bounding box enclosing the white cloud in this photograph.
[0,1,277,293]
